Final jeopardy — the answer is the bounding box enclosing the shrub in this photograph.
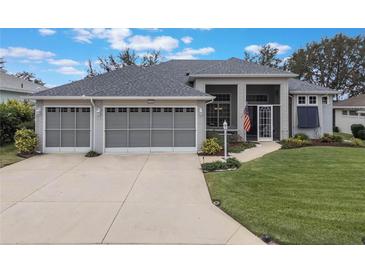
[0,100,34,145]
[228,142,255,153]
[320,133,343,143]
[85,151,101,157]
[350,138,365,147]
[351,124,365,138]
[333,126,340,133]
[201,157,241,172]
[294,133,309,141]
[280,138,311,149]
[14,129,38,154]
[358,129,365,140]
[201,138,222,155]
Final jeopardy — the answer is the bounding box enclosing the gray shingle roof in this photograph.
[190,58,296,77]
[0,70,47,94]
[288,78,338,94]
[34,57,337,98]
[34,65,210,98]
[333,93,365,107]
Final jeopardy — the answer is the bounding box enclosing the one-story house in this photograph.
[32,57,339,153]
[0,69,47,103]
[333,94,365,134]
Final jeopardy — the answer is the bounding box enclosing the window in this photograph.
[141,108,150,112]
[164,108,172,112]
[349,110,358,116]
[360,112,365,117]
[309,96,317,105]
[322,96,328,104]
[246,94,268,103]
[186,108,195,113]
[153,108,161,112]
[118,108,126,112]
[175,108,184,112]
[342,110,348,115]
[106,108,116,112]
[130,108,138,112]
[206,93,231,127]
[47,107,56,112]
[298,96,306,105]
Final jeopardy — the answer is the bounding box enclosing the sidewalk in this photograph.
[199,141,281,164]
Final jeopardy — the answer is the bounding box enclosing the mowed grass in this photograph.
[0,144,23,168]
[205,147,365,244]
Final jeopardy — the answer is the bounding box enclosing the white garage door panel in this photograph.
[104,107,196,153]
[44,107,91,153]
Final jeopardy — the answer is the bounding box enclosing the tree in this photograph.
[14,71,45,86]
[85,59,98,78]
[0,58,5,70]
[141,50,162,67]
[244,45,282,68]
[118,48,137,67]
[97,55,120,72]
[287,34,365,98]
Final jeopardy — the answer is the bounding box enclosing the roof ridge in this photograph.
[189,59,229,75]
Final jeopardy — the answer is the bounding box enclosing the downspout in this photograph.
[289,94,294,138]
[90,98,96,151]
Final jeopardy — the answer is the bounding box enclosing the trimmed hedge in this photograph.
[201,157,241,172]
[351,124,365,139]
[357,129,365,140]
[14,129,38,154]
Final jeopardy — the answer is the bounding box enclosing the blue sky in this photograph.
[1,28,364,87]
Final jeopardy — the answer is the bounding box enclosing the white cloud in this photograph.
[244,42,291,55]
[168,47,215,60]
[39,28,56,36]
[72,28,179,52]
[0,47,55,60]
[181,36,193,44]
[72,28,131,49]
[48,58,79,66]
[127,35,179,51]
[56,66,84,75]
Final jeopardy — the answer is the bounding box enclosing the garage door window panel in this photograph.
[130,108,150,129]
[174,130,195,147]
[46,130,60,147]
[151,130,173,147]
[61,130,75,147]
[174,108,195,129]
[129,130,150,147]
[105,130,127,148]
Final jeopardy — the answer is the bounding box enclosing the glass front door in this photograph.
[257,105,273,141]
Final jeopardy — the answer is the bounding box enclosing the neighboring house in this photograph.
[333,94,365,134]
[0,69,47,103]
[32,58,339,153]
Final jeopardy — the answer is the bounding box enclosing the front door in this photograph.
[257,105,273,141]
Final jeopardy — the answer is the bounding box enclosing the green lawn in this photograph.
[0,144,23,168]
[334,132,353,141]
[205,147,365,244]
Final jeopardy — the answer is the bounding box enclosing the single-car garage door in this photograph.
[44,107,91,152]
[104,107,196,152]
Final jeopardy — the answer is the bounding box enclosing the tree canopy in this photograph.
[14,71,46,86]
[287,34,365,97]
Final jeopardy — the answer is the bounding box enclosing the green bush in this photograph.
[201,157,241,172]
[0,100,34,145]
[350,137,365,147]
[333,126,340,133]
[85,151,101,157]
[320,133,343,143]
[280,138,311,149]
[357,129,365,140]
[294,133,309,141]
[201,138,222,155]
[351,124,365,138]
[14,129,38,154]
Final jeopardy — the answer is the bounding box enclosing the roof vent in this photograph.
[185,72,190,76]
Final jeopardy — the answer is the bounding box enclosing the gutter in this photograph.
[28,95,215,101]
[90,98,96,151]
[188,73,298,81]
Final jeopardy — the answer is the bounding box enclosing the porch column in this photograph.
[280,81,289,139]
[237,81,246,141]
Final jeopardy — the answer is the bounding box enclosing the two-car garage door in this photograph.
[104,107,196,152]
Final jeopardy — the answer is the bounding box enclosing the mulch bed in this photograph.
[17,152,40,159]
[310,140,356,147]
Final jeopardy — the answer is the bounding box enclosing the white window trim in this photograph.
[297,95,307,105]
[297,95,318,106]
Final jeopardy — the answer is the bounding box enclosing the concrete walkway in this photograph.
[0,153,263,244]
[199,141,281,164]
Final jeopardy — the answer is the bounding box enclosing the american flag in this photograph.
[243,106,251,132]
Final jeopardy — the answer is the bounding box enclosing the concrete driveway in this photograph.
[0,153,263,244]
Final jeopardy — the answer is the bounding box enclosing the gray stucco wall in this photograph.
[35,99,205,153]
[0,90,30,103]
[292,95,333,138]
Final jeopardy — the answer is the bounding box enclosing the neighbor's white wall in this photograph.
[335,108,365,134]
